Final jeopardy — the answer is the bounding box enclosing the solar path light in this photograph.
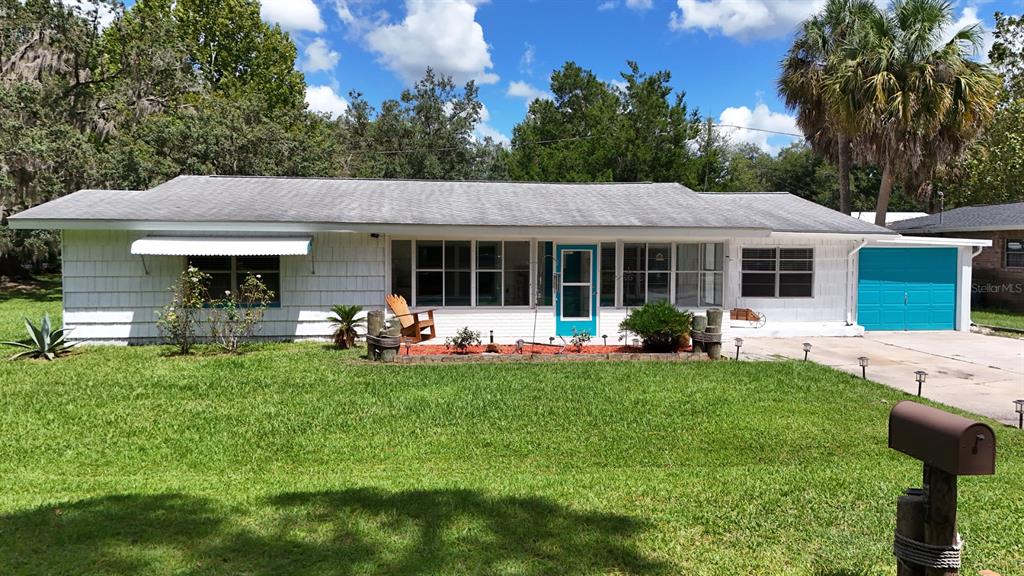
[802,342,812,361]
[734,338,743,360]
[1015,399,1024,429]
[858,356,869,379]
[915,370,927,397]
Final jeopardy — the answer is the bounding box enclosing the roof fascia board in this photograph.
[894,225,1020,234]
[873,235,992,248]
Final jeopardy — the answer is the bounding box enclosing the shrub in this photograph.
[156,266,209,354]
[445,326,481,354]
[618,301,692,352]
[3,314,75,360]
[208,273,274,353]
[328,304,365,349]
[569,328,591,352]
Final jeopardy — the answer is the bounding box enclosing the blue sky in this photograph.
[259,0,1020,153]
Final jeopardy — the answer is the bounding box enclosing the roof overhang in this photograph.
[871,235,992,248]
[130,236,313,256]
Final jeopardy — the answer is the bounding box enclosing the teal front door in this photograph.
[555,244,598,337]
[858,248,957,331]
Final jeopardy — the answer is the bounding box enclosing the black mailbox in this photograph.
[888,401,995,476]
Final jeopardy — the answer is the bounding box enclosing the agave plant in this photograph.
[3,314,76,361]
[327,304,365,349]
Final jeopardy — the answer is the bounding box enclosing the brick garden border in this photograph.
[387,351,714,364]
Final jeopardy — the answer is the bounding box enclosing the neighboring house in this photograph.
[8,176,989,343]
[890,202,1024,312]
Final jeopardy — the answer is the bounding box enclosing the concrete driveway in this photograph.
[741,332,1024,425]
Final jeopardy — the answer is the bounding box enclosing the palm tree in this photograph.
[327,304,365,349]
[779,0,879,215]
[842,0,1001,225]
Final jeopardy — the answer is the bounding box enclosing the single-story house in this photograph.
[8,175,990,343]
[890,202,1024,312]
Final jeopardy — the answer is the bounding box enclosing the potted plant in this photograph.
[327,304,366,349]
[618,301,692,352]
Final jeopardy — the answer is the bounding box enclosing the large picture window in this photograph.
[477,241,530,306]
[622,243,672,306]
[741,247,813,298]
[188,255,281,305]
[391,240,532,307]
[1006,239,1024,268]
[675,243,724,307]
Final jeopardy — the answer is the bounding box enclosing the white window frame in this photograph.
[740,247,815,298]
[621,242,674,307]
[674,242,725,308]
[394,239,533,308]
[1005,238,1024,269]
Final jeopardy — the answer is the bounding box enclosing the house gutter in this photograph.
[845,239,868,326]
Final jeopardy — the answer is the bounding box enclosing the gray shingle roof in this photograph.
[10,175,893,234]
[889,202,1024,233]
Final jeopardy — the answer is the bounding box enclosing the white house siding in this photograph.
[722,236,861,338]
[62,230,384,343]
[62,231,863,344]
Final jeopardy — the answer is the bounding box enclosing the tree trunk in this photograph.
[874,162,894,227]
[838,134,852,215]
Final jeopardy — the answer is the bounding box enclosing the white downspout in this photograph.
[845,239,869,325]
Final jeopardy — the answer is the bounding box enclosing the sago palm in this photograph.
[840,0,1000,225]
[779,0,879,215]
[327,304,365,349]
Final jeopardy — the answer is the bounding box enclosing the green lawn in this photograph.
[972,307,1024,331]
[0,275,62,342]
[0,289,1021,575]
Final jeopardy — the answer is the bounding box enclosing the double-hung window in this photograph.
[187,255,281,305]
[1006,239,1024,269]
[741,248,813,297]
[675,243,724,307]
[622,243,671,305]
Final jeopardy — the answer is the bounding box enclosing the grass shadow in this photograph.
[0,275,62,303]
[0,488,666,575]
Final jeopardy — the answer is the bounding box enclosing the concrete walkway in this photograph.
[741,332,1024,426]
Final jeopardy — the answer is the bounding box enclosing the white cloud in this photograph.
[475,122,511,146]
[718,102,801,154]
[260,0,325,33]
[669,0,825,39]
[306,85,349,117]
[943,6,995,62]
[364,0,499,85]
[301,38,341,72]
[626,0,653,10]
[519,43,536,76]
[61,0,119,28]
[598,0,617,10]
[507,81,553,105]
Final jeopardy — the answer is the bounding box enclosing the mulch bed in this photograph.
[403,343,694,356]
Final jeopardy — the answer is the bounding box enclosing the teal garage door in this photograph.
[858,248,957,331]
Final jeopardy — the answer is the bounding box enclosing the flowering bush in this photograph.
[156,266,209,354]
[208,273,275,353]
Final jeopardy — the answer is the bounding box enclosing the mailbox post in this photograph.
[888,401,996,576]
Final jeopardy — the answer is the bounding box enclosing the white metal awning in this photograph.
[130,236,313,256]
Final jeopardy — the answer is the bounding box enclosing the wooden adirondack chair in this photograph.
[385,294,437,343]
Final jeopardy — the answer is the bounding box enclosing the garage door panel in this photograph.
[858,248,957,331]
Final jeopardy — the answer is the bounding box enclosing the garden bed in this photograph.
[392,343,698,363]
